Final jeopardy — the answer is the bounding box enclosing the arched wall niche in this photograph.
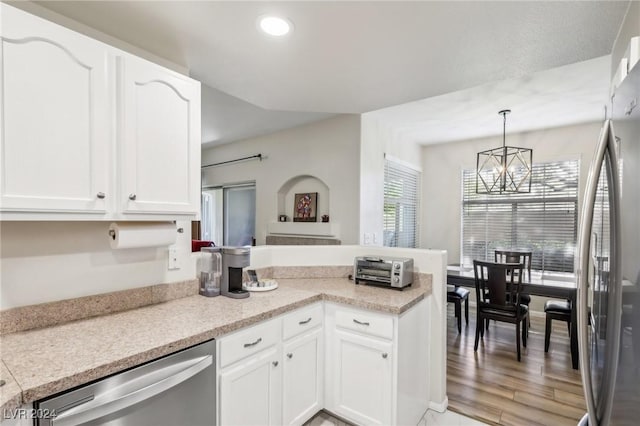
[277,174,330,220]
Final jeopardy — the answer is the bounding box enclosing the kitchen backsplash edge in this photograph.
[1,265,371,335]
[0,279,199,335]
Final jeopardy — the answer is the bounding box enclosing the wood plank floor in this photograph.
[447,304,586,426]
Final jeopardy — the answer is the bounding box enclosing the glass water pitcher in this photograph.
[199,246,221,297]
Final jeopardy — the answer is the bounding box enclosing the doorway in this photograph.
[201,183,256,246]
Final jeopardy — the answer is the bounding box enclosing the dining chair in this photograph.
[544,299,572,352]
[473,260,529,361]
[494,249,532,278]
[494,249,533,325]
[447,286,470,333]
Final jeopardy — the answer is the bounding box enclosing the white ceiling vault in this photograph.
[32,1,630,145]
[367,55,612,146]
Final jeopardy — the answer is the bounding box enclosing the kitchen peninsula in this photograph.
[0,245,447,426]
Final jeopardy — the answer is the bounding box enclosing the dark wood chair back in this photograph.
[473,259,529,361]
[494,249,532,277]
[473,260,524,312]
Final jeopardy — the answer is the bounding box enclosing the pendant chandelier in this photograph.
[476,109,532,194]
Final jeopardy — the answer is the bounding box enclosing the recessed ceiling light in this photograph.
[258,15,293,37]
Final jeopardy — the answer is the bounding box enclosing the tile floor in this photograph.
[304,409,489,426]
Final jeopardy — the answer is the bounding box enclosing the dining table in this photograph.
[447,265,579,369]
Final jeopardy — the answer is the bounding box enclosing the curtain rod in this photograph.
[201,153,263,169]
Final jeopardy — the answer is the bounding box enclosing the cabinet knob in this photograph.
[272,361,279,367]
[382,353,388,359]
[287,353,293,359]
[96,192,106,199]
[128,194,137,200]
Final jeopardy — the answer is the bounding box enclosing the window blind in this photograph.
[461,159,579,273]
[384,158,420,248]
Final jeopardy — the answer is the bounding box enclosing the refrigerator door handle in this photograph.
[577,120,623,425]
[602,121,623,425]
[577,120,608,426]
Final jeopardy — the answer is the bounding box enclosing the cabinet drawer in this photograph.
[335,307,393,340]
[282,303,323,341]
[220,319,280,368]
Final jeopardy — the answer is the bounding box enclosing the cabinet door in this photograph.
[119,55,200,216]
[0,4,110,214]
[332,330,393,425]
[220,346,282,426]
[283,328,323,426]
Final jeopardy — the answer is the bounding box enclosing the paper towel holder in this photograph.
[108,225,182,240]
[173,220,185,233]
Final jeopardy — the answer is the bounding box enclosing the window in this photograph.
[461,159,579,273]
[384,157,420,248]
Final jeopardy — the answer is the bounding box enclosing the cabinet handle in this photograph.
[272,361,278,367]
[243,337,262,348]
[299,317,312,325]
[382,353,388,359]
[96,192,106,199]
[287,353,293,359]
[353,319,370,326]
[128,194,137,200]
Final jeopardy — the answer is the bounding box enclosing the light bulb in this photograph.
[258,15,292,36]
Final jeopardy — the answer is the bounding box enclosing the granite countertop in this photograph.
[277,274,431,314]
[0,276,430,412]
[0,361,22,416]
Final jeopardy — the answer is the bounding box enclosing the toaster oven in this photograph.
[354,256,413,289]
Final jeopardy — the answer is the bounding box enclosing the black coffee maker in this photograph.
[221,247,250,299]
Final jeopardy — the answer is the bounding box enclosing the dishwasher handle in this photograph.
[51,354,213,426]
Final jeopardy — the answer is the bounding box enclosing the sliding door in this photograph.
[223,185,256,246]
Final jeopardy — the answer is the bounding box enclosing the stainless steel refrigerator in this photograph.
[577,60,640,425]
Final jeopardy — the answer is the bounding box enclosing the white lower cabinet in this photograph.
[331,330,393,425]
[217,303,323,426]
[282,327,323,426]
[217,300,428,426]
[325,300,429,426]
[219,345,282,426]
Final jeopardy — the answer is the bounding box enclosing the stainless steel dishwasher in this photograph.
[36,339,216,426]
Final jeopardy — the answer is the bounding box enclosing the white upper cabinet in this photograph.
[118,55,200,216]
[0,3,201,220]
[0,3,110,215]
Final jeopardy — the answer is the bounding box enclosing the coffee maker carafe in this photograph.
[221,247,250,299]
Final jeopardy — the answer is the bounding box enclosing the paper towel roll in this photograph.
[109,222,177,249]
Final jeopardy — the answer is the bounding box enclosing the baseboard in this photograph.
[428,396,448,413]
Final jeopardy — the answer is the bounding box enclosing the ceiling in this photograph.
[367,55,612,146]
[31,1,629,145]
[201,85,335,146]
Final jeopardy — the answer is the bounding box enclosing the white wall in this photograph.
[420,121,604,263]
[0,221,195,309]
[201,115,361,245]
[359,114,423,246]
